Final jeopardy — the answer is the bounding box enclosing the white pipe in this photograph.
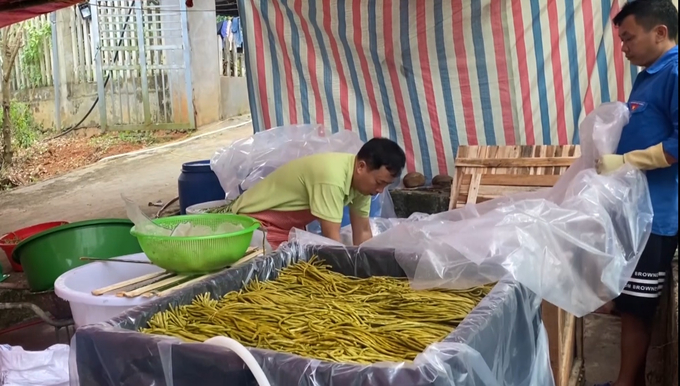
[203,336,271,386]
[97,119,253,163]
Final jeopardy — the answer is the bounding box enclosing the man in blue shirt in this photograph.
[596,1,678,386]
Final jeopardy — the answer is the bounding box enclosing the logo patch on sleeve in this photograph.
[629,101,646,111]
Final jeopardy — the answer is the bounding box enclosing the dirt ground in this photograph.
[0,113,623,384]
[0,116,253,237]
[1,131,186,189]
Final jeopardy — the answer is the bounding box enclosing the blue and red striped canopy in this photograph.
[237,0,661,178]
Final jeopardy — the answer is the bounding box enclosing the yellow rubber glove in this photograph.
[596,143,670,174]
[596,154,625,174]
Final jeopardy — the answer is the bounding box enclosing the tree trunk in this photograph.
[0,26,23,169]
[1,80,11,167]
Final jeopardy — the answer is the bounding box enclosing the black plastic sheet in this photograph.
[70,243,552,386]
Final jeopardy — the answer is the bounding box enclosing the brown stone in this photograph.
[403,172,426,188]
[431,174,453,187]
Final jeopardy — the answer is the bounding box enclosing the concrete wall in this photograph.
[186,0,221,127]
[220,77,251,120]
[11,4,245,131]
[13,76,251,130]
[12,83,100,130]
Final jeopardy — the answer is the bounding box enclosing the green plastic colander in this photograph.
[130,214,260,273]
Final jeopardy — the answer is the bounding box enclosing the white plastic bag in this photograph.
[0,344,69,386]
[353,103,652,317]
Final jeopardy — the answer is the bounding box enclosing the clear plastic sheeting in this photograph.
[70,244,553,386]
[299,214,428,246]
[209,124,395,219]
[210,124,353,200]
[361,102,653,317]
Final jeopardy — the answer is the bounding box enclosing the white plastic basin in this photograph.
[54,253,164,328]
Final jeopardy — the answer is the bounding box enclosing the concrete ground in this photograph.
[585,315,620,384]
[0,114,623,384]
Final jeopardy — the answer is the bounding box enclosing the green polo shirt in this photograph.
[230,152,371,223]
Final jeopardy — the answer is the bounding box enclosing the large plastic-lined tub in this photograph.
[70,244,552,386]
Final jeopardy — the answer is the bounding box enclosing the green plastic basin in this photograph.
[130,214,259,274]
[12,219,143,292]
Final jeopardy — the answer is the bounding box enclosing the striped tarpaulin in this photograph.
[236,0,674,178]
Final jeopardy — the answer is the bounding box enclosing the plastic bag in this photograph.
[0,344,69,386]
[211,124,360,200]
[209,124,395,222]
[70,244,553,386]
[357,103,652,317]
[334,213,429,246]
[122,194,172,236]
[122,195,244,237]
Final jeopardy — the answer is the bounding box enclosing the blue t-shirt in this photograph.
[616,46,678,236]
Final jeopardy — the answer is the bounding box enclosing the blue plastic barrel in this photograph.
[177,160,226,214]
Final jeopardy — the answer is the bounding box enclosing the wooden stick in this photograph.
[80,257,154,265]
[91,271,169,296]
[455,156,576,168]
[465,173,482,205]
[111,272,177,297]
[121,275,189,298]
[559,315,577,386]
[154,274,211,297]
[153,248,264,298]
[230,248,263,268]
[567,358,584,386]
[142,275,199,298]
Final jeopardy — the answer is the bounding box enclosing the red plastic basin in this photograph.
[0,221,69,272]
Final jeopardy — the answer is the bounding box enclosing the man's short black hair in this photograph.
[356,137,406,178]
[614,0,678,41]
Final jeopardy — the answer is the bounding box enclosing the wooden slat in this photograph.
[480,174,561,187]
[455,157,576,168]
[476,184,543,197]
[544,301,561,382]
[567,358,585,386]
[465,174,482,204]
[93,248,264,299]
[449,145,580,210]
[91,271,170,296]
[155,248,263,297]
[457,174,560,187]
[121,275,191,298]
[154,274,209,298]
[560,315,577,386]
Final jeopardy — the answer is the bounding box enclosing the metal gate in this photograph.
[90,0,194,131]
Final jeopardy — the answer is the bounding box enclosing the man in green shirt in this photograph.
[230,138,406,249]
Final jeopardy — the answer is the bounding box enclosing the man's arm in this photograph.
[348,194,372,245]
[319,219,342,243]
[309,183,345,243]
[349,207,372,245]
[598,76,678,174]
[662,71,678,164]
